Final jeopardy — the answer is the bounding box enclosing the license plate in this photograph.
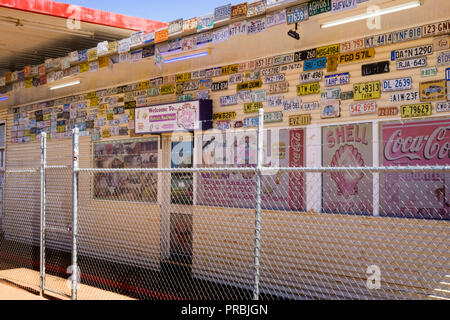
[365,32,393,48]
[353,81,381,101]
[297,82,320,96]
[302,101,319,111]
[216,120,231,131]
[247,1,266,17]
[294,49,316,61]
[261,66,281,76]
[437,50,450,66]
[341,38,365,53]
[422,20,450,37]
[176,72,191,82]
[421,67,437,77]
[400,103,432,118]
[419,80,446,101]
[265,74,285,83]
[362,61,390,76]
[320,100,340,118]
[183,81,199,91]
[396,57,427,70]
[214,4,231,22]
[284,98,302,112]
[324,72,350,87]
[243,117,259,127]
[378,107,399,117]
[264,111,283,123]
[300,71,323,83]
[321,87,340,100]
[433,36,450,51]
[390,90,420,102]
[391,45,433,61]
[340,91,354,100]
[446,68,450,81]
[229,73,243,85]
[237,80,262,91]
[332,0,356,13]
[268,95,284,107]
[316,44,340,58]
[211,81,229,91]
[350,101,377,116]
[244,102,263,113]
[247,18,266,35]
[382,77,412,92]
[286,3,309,24]
[303,57,327,71]
[251,90,267,102]
[221,64,239,75]
[269,82,289,94]
[289,114,311,126]
[213,111,236,121]
[338,48,374,64]
[391,27,421,43]
[308,0,332,16]
[220,95,238,106]
[436,102,450,112]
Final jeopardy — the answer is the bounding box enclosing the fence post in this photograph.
[39,132,47,297]
[72,128,79,300]
[253,108,264,300]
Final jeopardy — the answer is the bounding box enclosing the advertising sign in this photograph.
[420,80,446,101]
[380,118,450,220]
[322,123,373,214]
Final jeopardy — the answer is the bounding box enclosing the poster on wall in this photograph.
[380,118,450,220]
[93,138,159,202]
[135,100,212,134]
[196,128,305,211]
[322,123,373,214]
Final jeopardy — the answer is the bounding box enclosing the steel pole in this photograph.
[72,128,79,300]
[39,132,47,297]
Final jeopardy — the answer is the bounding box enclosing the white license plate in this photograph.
[299,71,323,83]
[324,72,350,87]
[365,32,393,48]
[396,57,427,70]
[437,50,450,66]
[391,45,433,61]
[436,101,450,112]
[382,77,412,92]
[350,101,377,115]
[390,90,420,102]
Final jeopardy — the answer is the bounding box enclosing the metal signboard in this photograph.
[419,80,446,101]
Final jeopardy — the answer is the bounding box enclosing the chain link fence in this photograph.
[0,113,449,300]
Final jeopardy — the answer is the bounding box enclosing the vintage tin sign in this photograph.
[422,20,450,37]
[297,82,320,96]
[396,57,427,70]
[168,19,183,36]
[362,61,390,76]
[266,9,287,28]
[284,98,302,112]
[391,27,421,43]
[247,0,266,17]
[300,71,323,83]
[341,38,365,53]
[247,18,266,35]
[321,87,341,101]
[302,101,319,111]
[269,82,289,94]
[220,95,238,106]
[421,66,438,77]
[211,81,229,92]
[289,114,311,126]
[338,48,375,64]
[286,3,309,24]
[265,74,285,84]
[183,18,198,32]
[353,81,381,101]
[390,90,420,103]
[214,4,231,22]
[213,111,236,121]
[433,36,450,52]
[231,3,248,19]
[400,103,432,118]
[350,101,377,116]
[237,80,263,91]
[364,32,393,48]
[308,0,331,16]
[244,102,264,113]
[324,73,350,87]
[437,50,450,66]
[197,14,214,32]
[419,80,446,101]
[268,95,284,107]
[378,107,399,116]
[391,45,433,61]
[320,100,340,118]
[436,101,450,112]
[294,49,316,61]
[316,44,340,58]
[382,77,412,92]
[303,58,327,71]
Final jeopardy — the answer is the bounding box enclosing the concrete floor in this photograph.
[0,281,46,300]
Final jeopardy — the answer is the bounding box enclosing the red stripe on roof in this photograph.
[0,0,168,32]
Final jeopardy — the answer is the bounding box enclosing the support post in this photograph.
[253,108,264,300]
[72,128,79,300]
[39,132,47,297]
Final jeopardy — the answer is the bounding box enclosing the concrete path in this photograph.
[0,281,46,300]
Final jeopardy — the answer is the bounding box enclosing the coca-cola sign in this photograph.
[381,118,450,166]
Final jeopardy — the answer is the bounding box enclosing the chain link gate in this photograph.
[0,110,449,300]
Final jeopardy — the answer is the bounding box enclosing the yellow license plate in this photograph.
[353,81,381,101]
[297,82,320,96]
[176,73,191,83]
[401,103,432,118]
[160,84,175,95]
[289,114,311,126]
[222,64,239,75]
[244,102,263,113]
[213,112,236,121]
[338,48,375,64]
[316,44,340,58]
[138,80,151,90]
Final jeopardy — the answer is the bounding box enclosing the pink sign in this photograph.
[380,118,450,220]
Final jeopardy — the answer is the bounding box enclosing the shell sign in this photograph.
[322,123,373,214]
